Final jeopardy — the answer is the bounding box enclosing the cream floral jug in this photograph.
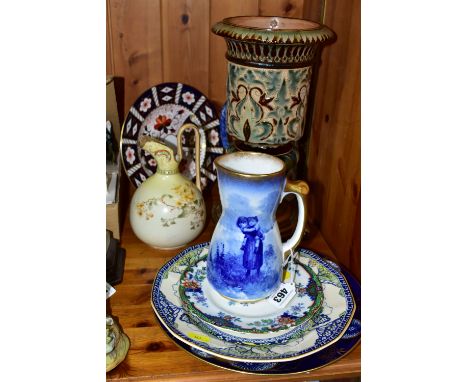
[129,123,206,249]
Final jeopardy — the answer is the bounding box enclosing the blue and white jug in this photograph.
[207,151,309,302]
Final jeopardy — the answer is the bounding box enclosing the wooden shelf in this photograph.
[107,191,361,381]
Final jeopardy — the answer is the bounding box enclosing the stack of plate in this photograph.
[151,242,361,375]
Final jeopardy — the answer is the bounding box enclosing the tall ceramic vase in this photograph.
[212,16,334,153]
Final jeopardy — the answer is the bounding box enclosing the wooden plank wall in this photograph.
[304,0,361,279]
[106,0,361,278]
[107,0,323,111]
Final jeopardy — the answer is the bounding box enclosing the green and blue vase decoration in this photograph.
[212,16,334,151]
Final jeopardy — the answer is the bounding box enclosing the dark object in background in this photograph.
[106,120,117,164]
[107,230,126,286]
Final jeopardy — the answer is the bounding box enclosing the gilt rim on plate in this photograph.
[151,243,355,363]
[155,265,361,375]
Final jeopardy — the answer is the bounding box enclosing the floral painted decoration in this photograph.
[135,183,205,229]
[182,91,195,105]
[209,129,219,146]
[179,253,324,334]
[153,115,174,135]
[139,97,152,112]
[154,243,356,361]
[125,146,136,165]
[182,279,201,291]
[121,83,222,189]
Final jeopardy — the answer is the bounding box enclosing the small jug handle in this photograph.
[177,123,202,192]
[280,179,310,263]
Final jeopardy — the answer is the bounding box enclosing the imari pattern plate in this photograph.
[151,243,355,363]
[155,265,361,374]
[120,83,223,189]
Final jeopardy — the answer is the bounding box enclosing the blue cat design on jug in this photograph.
[207,151,309,302]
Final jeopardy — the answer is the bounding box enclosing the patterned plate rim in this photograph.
[178,254,324,334]
[119,83,222,189]
[156,316,361,376]
[150,242,356,363]
[153,265,361,375]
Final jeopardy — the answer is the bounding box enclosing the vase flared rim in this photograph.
[212,16,334,45]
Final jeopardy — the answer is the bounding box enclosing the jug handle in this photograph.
[177,123,202,192]
[281,179,310,263]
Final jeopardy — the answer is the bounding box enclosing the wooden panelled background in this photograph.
[106,0,361,278]
[306,0,361,279]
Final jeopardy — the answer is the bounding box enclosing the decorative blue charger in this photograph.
[155,262,361,374]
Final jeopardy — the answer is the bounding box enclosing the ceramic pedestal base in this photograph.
[106,316,130,372]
